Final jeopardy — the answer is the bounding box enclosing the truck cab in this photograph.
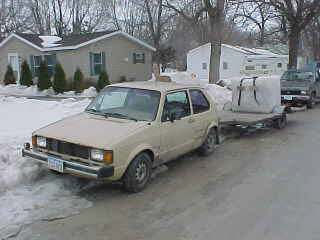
[281,69,320,109]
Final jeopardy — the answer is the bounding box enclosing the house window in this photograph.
[223,62,228,70]
[245,65,255,71]
[278,63,282,68]
[133,53,145,64]
[202,63,207,70]
[262,64,268,69]
[44,54,57,76]
[30,55,42,77]
[90,52,105,76]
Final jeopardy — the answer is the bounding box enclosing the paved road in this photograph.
[19,107,320,240]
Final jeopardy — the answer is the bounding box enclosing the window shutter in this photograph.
[102,52,106,71]
[52,54,57,66]
[89,52,94,76]
[142,53,145,64]
[29,55,35,77]
[133,53,137,64]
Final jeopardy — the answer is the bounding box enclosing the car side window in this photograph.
[190,89,210,114]
[162,91,191,122]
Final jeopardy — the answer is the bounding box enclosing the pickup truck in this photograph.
[281,69,320,109]
[22,81,219,192]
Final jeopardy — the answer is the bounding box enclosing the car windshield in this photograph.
[281,71,314,81]
[86,87,161,121]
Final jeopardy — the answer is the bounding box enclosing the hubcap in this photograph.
[135,161,147,182]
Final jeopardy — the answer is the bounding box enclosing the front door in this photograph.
[8,53,20,84]
[159,90,195,162]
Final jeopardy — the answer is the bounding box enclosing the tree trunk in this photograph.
[207,0,225,84]
[288,29,300,69]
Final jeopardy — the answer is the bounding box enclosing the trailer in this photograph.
[219,104,287,130]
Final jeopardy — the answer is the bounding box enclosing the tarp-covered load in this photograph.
[231,76,280,113]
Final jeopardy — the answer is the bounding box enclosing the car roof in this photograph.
[109,81,204,93]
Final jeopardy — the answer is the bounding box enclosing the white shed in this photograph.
[187,43,288,81]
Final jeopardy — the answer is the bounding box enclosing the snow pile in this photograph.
[82,86,98,97]
[0,97,92,238]
[39,36,62,48]
[0,97,91,191]
[0,84,97,98]
[0,84,54,97]
[205,84,232,110]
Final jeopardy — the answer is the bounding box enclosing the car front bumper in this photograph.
[22,147,114,179]
[281,95,310,105]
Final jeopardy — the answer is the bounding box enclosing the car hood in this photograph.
[33,112,149,149]
[281,80,311,90]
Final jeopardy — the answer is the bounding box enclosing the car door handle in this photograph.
[188,118,195,123]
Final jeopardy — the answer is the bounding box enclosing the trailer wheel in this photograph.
[274,114,287,129]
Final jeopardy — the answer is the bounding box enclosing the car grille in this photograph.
[281,90,301,95]
[47,138,89,159]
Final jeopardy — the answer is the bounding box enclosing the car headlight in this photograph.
[91,149,113,163]
[36,136,47,148]
[301,90,307,95]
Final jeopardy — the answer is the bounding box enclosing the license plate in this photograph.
[283,95,293,100]
[48,156,64,173]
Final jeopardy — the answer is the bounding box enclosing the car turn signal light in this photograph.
[104,151,113,164]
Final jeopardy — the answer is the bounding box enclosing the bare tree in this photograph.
[233,1,278,47]
[250,0,320,69]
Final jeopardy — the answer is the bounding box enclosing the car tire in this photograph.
[198,128,218,156]
[307,94,315,109]
[123,152,152,193]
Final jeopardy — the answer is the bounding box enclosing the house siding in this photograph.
[0,38,42,84]
[55,35,153,83]
[0,34,153,85]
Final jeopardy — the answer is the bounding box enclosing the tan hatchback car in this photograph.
[22,82,220,192]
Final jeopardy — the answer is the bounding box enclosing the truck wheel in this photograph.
[307,94,315,109]
[198,128,218,156]
[274,114,287,129]
[123,152,152,193]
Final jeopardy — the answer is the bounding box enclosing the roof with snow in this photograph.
[189,43,287,58]
[0,30,156,52]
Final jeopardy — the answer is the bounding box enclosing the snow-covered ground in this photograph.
[0,85,97,98]
[0,97,92,239]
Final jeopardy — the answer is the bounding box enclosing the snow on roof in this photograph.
[188,43,287,57]
[39,36,62,48]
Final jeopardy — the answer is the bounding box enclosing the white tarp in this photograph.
[231,76,281,113]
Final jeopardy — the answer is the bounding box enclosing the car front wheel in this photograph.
[123,152,152,193]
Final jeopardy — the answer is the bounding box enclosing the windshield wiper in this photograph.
[104,112,138,122]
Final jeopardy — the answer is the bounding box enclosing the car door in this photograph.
[189,89,212,147]
[159,90,195,163]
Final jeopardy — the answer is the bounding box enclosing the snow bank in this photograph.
[0,97,91,192]
[0,97,92,238]
[0,84,97,98]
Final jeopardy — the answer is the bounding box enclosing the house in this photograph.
[0,31,156,85]
[187,43,289,80]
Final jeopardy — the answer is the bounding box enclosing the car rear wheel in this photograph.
[123,152,152,193]
[198,128,218,156]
